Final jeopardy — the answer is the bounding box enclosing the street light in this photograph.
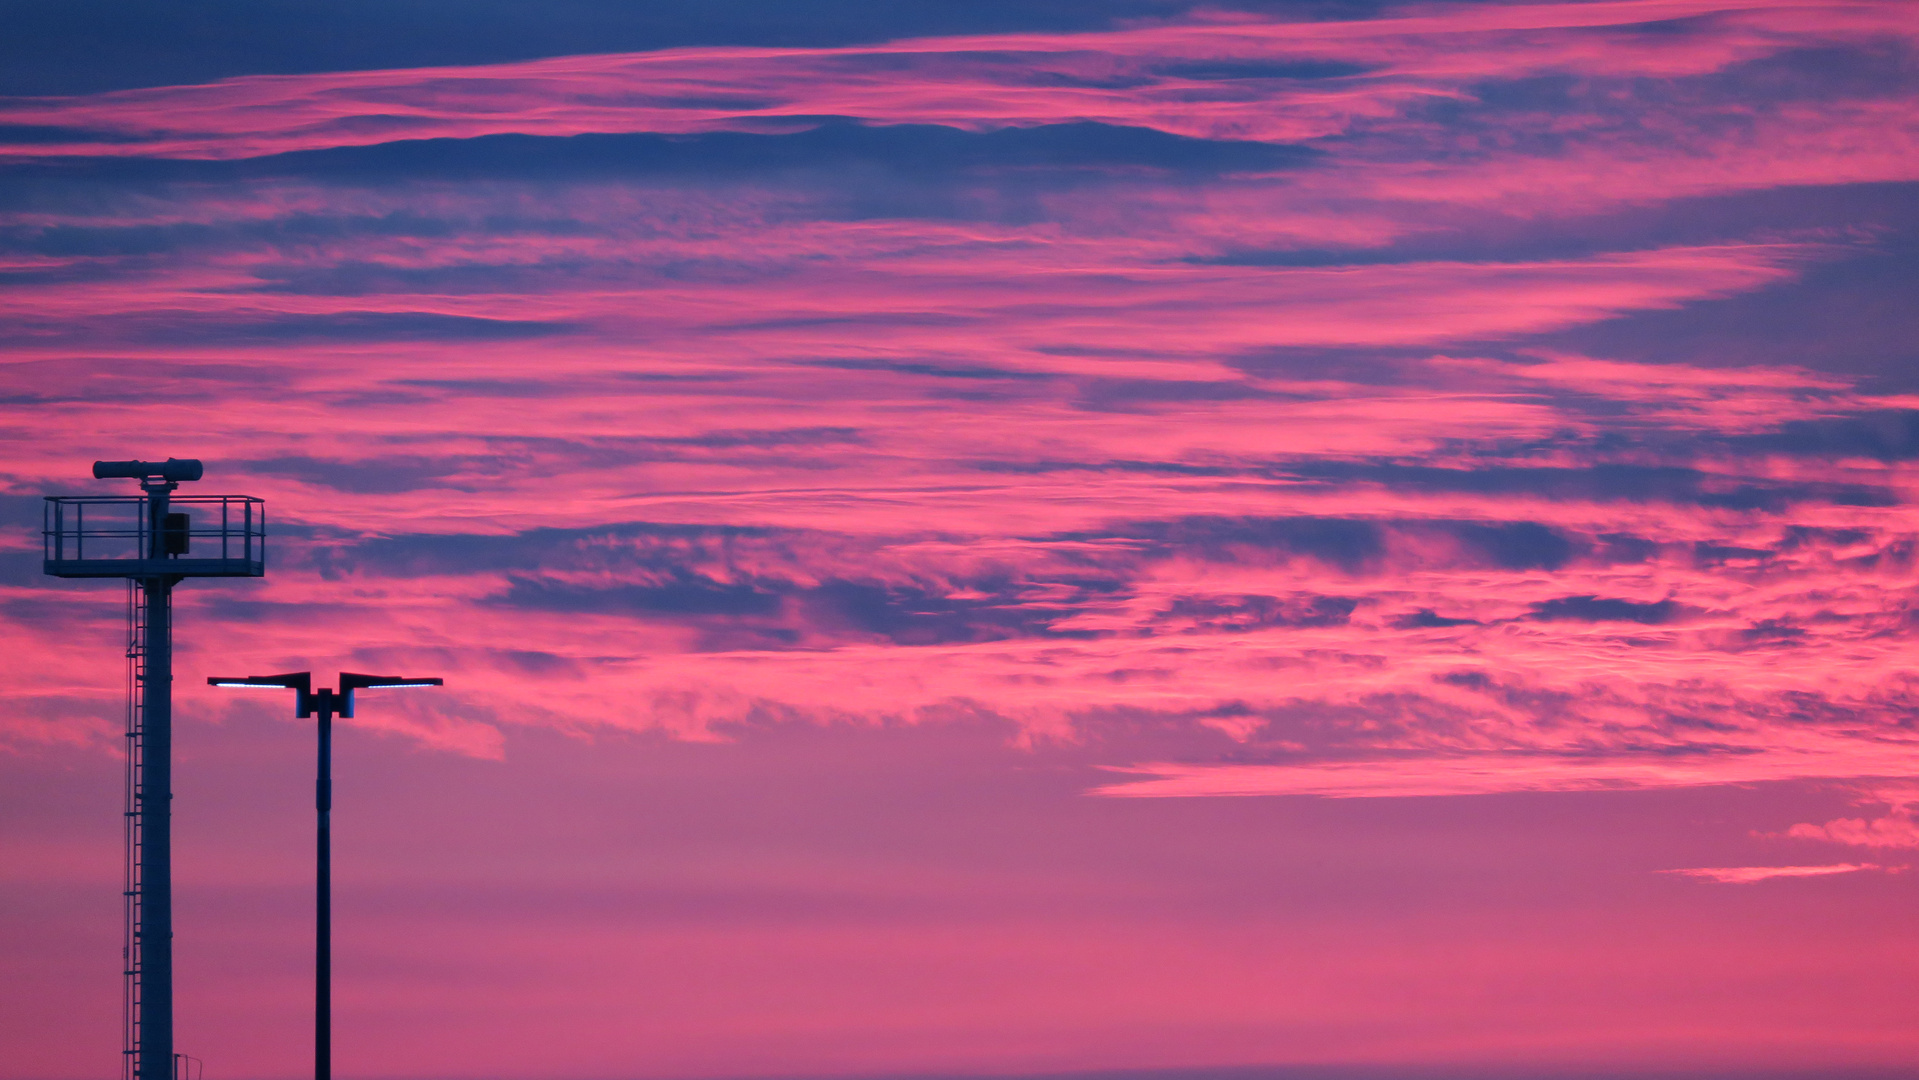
[207,672,443,1080]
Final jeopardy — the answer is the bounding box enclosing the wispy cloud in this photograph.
[1663,863,1892,884]
[5,0,1915,171]
[1786,785,1919,848]
[1096,732,1919,800]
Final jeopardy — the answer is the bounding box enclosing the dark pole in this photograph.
[315,689,336,1080]
[59,459,254,1080]
[140,483,175,1080]
[206,671,437,1080]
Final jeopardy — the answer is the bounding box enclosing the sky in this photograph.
[1,0,1918,1076]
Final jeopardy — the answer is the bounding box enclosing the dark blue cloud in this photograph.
[1741,618,1807,644]
[0,124,145,144]
[1529,596,1678,624]
[724,311,980,332]
[0,262,124,287]
[1395,609,1478,629]
[1738,409,1919,462]
[1073,378,1291,411]
[245,256,772,297]
[0,310,575,346]
[302,521,785,579]
[1162,593,1359,632]
[801,579,1096,645]
[1595,533,1660,564]
[1072,516,1593,574]
[243,455,511,495]
[801,358,1054,382]
[248,311,576,341]
[271,511,1869,633]
[0,357,298,406]
[1691,541,1772,566]
[1114,516,1385,572]
[494,649,586,677]
[1779,525,1873,549]
[0,212,482,259]
[1191,181,1919,276]
[499,573,783,618]
[244,433,864,493]
[1530,234,1919,391]
[1227,347,1426,386]
[0,0,1389,96]
[0,550,49,587]
[492,572,1109,647]
[1154,59,1372,81]
[1701,42,1919,104]
[0,494,43,532]
[1266,460,1896,511]
[1451,522,1575,571]
[974,455,1893,510]
[0,124,1318,187]
[973,459,1238,478]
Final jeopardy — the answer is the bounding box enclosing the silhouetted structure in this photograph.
[44,460,265,1080]
[207,672,442,1080]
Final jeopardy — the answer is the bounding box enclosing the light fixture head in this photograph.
[207,672,313,715]
[337,672,443,718]
[339,673,444,691]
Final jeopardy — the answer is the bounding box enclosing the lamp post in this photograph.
[207,672,443,1080]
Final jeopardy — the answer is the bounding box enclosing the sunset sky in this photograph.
[3,0,1918,1076]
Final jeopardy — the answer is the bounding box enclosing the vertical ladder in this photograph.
[123,579,147,1080]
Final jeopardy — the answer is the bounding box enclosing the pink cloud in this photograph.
[1790,816,1919,848]
[1096,728,1919,799]
[1663,863,1890,883]
[1787,786,1919,848]
[0,0,1913,228]
[2,0,1911,160]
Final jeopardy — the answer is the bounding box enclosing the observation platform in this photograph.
[44,495,266,578]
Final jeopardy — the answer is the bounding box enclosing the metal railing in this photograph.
[44,495,265,576]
